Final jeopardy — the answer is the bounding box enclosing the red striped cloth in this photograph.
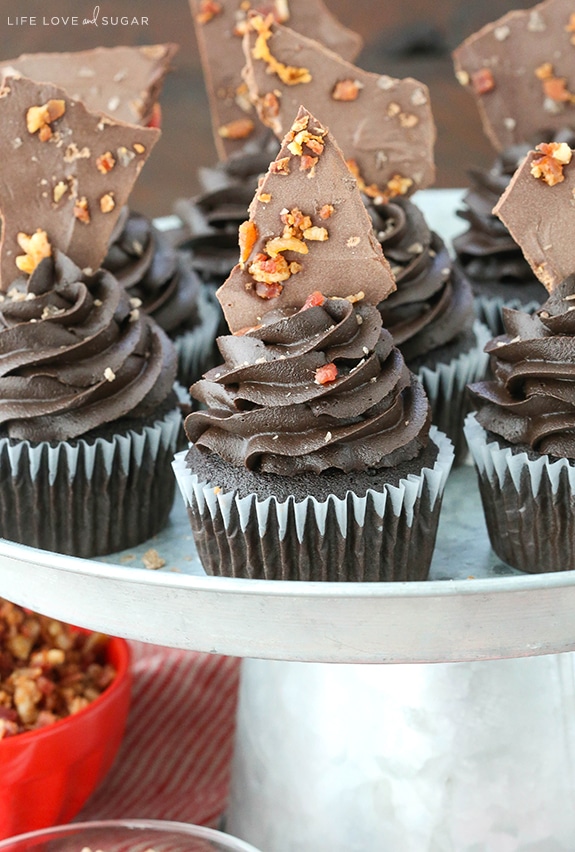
[75,642,241,824]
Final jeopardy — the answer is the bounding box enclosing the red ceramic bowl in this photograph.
[0,635,131,840]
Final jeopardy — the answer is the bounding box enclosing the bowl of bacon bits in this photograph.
[0,599,131,839]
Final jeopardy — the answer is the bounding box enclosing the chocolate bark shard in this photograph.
[493,143,575,291]
[189,0,363,160]
[241,16,435,198]
[0,75,160,291]
[217,106,396,333]
[0,44,178,127]
[453,0,575,151]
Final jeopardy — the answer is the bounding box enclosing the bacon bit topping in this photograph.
[566,13,575,44]
[74,197,91,224]
[249,252,291,284]
[239,220,259,265]
[255,280,284,299]
[303,226,328,241]
[218,118,255,140]
[300,154,318,172]
[530,142,572,185]
[15,230,52,275]
[471,68,495,95]
[535,62,575,104]
[52,181,68,203]
[260,91,281,119]
[302,291,325,310]
[26,99,66,142]
[196,0,222,24]
[265,236,308,257]
[257,192,272,203]
[332,79,362,101]
[318,204,334,220]
[250,14,311,85]
[100,193,115,213]
[314,363,338,385]
[270,156,290,175]
[96,151,116,174]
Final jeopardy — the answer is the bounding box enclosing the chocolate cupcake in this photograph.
[368,197,490,464]
[173,108,454,581]
[452,0,575,333]
[465,141,575,573]
[104,207,220,389]
[0,75,181,557]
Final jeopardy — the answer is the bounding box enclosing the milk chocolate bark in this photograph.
[217,106,396,333]
[453,0,575,151]
[190,0,362,160]
[493,141,575,291]
[0,75,160,290]
[0,45,177,126]
[242,16,435,199]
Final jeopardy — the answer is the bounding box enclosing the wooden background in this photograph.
[0,0,533,217]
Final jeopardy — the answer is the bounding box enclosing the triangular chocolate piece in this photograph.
[189,0,363,159]
[242,15,435,199]
[217,106,396,333]
[0,44,178,126]
[0,75,160,291]
[494,141,575,291]
[453,0,575,151]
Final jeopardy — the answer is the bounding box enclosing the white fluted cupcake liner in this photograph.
[417,319,491,466]
[172,426,454,581]
[0,406,182,558]
[474,295,542,338]
[173,288,222,391]
[464,411,575,573]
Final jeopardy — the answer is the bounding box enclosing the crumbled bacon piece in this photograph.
[332,79,362,101]
[26,99,66,142]
[95,151,116,174]
[218,118,255,140]
[302,291,325,309]
[250,14,311,86]
[314,363,338,385]
[318,204,334,220]
[239,221,259,265]
[255,280,283,299]
[530,141,573,186]
[300,154,318,171]
[196,0,222,24]
[471,68,495,95]
[270,157,290,175]
[249,252,291,284]
[73,197,91,224]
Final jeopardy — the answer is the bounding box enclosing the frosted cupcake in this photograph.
[173,108,454,581]
[0,75,181,557]
[465,140,575,573]
[453,0,575,333]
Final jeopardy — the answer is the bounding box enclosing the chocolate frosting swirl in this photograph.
[185,298,430,475]
[368,198,475,361]
[176,139,280,285]
[0,251,177,442]
[454,129,575,295]
[469,276,575,458]
[105,208,202,335]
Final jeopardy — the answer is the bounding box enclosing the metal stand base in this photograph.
[227,655,575,851]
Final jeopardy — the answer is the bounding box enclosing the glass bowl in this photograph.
[0,819,262,852]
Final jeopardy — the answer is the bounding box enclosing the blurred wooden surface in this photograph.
[0,0,533,217]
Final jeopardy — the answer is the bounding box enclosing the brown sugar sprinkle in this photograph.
[471,68,495,95]
[250,14,311,86]
[26,99,66,142]
[530,141,572,186]
[196,0,222,24]
[15,229,52,275]
[0,599,116,739]
[332,79,362,101]
[95,151,116,174]
[218,118,255,140]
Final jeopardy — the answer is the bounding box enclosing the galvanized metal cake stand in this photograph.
[0,193,572,850]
